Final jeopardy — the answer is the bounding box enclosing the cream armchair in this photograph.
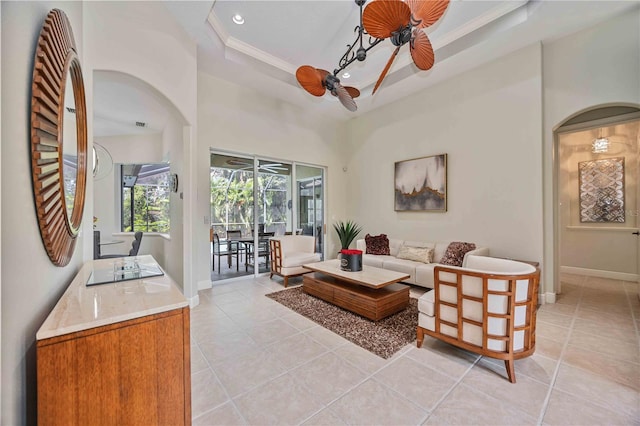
[269,236,321,287]
[417,255,540,383]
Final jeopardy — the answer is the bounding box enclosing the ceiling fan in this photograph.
[363,0,450,95]
[295,0,449,111]
[295,66,360,112]
[225,159,290,174]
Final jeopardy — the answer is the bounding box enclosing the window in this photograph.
[121,163,170,233]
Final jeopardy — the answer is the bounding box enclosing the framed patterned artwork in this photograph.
[578,157,625,223]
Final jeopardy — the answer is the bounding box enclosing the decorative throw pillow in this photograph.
[365,233,390,255]
[397,245,434,263]
[440,242,476,267]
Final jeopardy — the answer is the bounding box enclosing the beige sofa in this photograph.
[355,238,489,289]
[269,235,321,287]
[417,255,540,382]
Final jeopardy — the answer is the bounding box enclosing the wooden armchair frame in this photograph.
[417,266,540,383]
[269,239,314,287]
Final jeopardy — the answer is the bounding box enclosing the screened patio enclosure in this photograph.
[210,152,325,281]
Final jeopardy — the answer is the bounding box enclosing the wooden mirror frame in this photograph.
[31,9,88,266]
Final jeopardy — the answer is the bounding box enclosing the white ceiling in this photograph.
[166,0,637,120]
[94,71,173,137]
[94,1,639,137]
[208,0,526,90]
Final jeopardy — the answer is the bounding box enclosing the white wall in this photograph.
[196,72,349,287]
[543,8,640,295]
[1,2,4,410]
[163,115,184,285]
[1,3,84,424]
[94,133,163,244]
[84,1,197,300]
[346,45,543,263]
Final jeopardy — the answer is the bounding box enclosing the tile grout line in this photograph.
[534,274,585,425]
[191,280,296,423]
[199,325,342,422]
[296,344,421,426]
[416,353,483,425]
[623,280,640,343]
[191,340,250,425]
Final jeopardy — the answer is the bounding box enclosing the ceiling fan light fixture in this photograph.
[342,72,351,79]
[232,14,245,25]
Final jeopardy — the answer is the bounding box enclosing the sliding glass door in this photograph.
[257,160,292,236]
[296,164,325,258]
[210,152,325,282]
[210,153,255,281]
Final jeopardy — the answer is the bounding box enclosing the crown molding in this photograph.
[358,0,530,91]
[433,0,529,51]
[206,0,530,95]
[207,11,296,76]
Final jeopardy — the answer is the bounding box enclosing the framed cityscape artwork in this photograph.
[394,154,447,212]
[578,157,625,223]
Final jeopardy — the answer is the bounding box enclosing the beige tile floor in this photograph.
[191,274,640,425]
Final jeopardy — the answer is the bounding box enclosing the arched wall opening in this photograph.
[552,103,640,298]
[91,70,193,300]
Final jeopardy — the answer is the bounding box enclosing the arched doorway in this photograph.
[553,104,640,296]
[92,70,193,300]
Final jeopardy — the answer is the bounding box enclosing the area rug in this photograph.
[266,286,419,359]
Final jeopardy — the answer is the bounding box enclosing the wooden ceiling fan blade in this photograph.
[408,0,450,29]
[334,84,357,112]
[296,65,326,97]
[363,0,411,39]
[410,30,434,70]
[372,46,401,95]
[345,86,361,99]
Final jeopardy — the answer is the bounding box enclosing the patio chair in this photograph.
[246,232,275,271]
[100,232,143,259]
[211,229,236,272]
[226,229,245,271]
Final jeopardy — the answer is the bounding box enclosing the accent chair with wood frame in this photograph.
[269,235,321,287]
[416,255,540,383]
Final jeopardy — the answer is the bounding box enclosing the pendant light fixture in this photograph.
[592,128,609,153]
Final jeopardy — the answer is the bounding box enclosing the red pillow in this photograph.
[440,242,476,267]
[365,234,390,255]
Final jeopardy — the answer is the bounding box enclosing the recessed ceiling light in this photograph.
[342,72,351,79]
[232,14,244,25]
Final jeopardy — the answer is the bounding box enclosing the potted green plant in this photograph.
[333,220,362,250]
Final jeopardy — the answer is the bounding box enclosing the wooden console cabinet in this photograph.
[36,256,191,425]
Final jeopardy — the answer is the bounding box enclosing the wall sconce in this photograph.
[169,173,179,193]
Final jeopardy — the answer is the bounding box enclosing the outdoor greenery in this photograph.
[333,220,362,250]
[122,171,170,233]
[210,168,289,237]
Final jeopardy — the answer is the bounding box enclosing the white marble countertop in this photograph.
[36,255,188,341]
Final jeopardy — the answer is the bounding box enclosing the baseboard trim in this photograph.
[198,279,212,291]
[538,292,556,305]
[545,292,556,304]
[561,266,638,282]
[188,294,200,309]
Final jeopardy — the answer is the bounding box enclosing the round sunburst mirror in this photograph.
[30,9,88,266]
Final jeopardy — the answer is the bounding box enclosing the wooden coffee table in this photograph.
[302,259,410,321]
